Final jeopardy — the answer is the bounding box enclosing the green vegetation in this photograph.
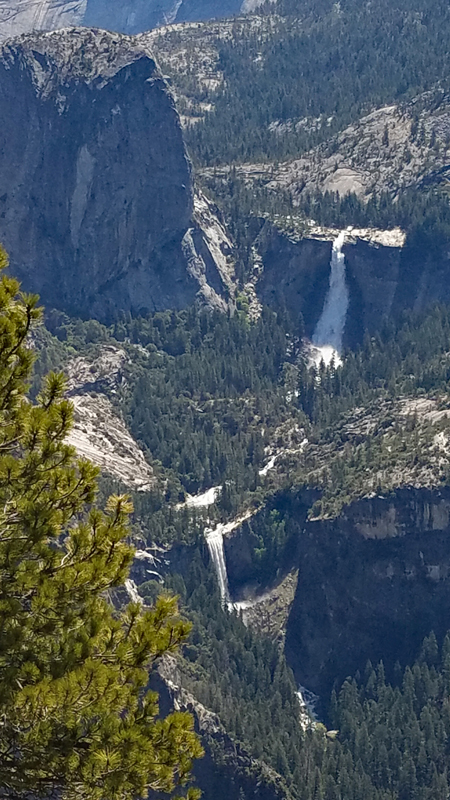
[0,248,202,800]
[118,308,299,496]
[178,0,450,165]
[141,550,450,800]
[199,171,450,287]
[36,293,450,539]
[27,266,450,800]
[331,632,450,800]
[39,305,307,542]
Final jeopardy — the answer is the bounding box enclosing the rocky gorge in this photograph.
[3,4,450,798]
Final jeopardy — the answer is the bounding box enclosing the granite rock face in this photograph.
[0,0,86,42]
[284,487,450,697]
[0,0,245,41]
[254,223,432,346]
[222,484,450,699]
[0,28,233,320]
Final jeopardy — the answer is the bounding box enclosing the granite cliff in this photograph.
[284,487,450,698]
[0,28,235,320]
[0,0,250,41]
[219,482,450,702]
[253,223,408,345]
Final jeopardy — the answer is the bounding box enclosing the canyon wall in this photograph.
[0,0,244,41]
[222,486,450,699]
[0,28,234,320]
[255,224,450,345]
[285,487,450,696]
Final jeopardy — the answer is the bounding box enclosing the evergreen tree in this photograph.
[0,247,202,800]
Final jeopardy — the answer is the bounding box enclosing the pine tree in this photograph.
[0,247,203,800]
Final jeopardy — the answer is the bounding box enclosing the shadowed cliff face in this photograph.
[283,487,450,698]
[0,28,233,320]
[220,485,450,701]
[256,223,450,346]
[255,224,406,346]
[255,225,333,337]
[255,224,450,346]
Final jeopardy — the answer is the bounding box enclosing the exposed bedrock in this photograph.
[0,28,233,320]
[221,486,450,699]
[255,223,450,344]
[0,0,245,42]
[284,487,450,698]
[255,225,333,337]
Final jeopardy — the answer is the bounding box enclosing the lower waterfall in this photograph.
[125,578,142,605]
[205,529,231,605]
[310,230,349,366]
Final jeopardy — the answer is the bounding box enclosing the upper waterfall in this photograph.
[310,231,349,367]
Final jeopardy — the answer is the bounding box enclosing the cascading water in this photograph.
[125,578,142,605]
[310,230,349,367]
[205,529,231,606]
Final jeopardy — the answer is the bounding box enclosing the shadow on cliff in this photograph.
[284,486,450,703]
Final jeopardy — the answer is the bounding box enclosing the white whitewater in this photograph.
[177,485,221,510]
[310,230,349,367]
[296,685,320,730]
[205,530,231,605]
[125,578,142,605]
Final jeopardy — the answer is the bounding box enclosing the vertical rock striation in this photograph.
[0,0,246,41]
[0,28,233,319]
[0,1,86,41]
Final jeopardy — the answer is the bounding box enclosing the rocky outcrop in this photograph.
[205,94,450,202]
[0,28,234,320]
[266,97,450,201]
[64,345,155,489]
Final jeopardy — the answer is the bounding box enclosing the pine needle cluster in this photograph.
[0,247,202,800]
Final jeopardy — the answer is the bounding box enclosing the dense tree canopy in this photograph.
[0,247,202,800]
[182,0,450,165]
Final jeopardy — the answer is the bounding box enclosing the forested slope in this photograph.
[28,265,450,799]
[9,0,450,795]
[150,0,450,165]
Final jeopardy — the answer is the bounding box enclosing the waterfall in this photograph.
[205,529,231,605]
[311,231,349,366]
[125,578,142,605]
[296,685,320,730]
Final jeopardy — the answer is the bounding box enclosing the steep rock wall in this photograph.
[284,487,450,697]
[255,225,405,344]
[222,485,450,699]
[0,28,233,320]
[255,224,332,336]
[0,0,245,41]
[256,223,450,344]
